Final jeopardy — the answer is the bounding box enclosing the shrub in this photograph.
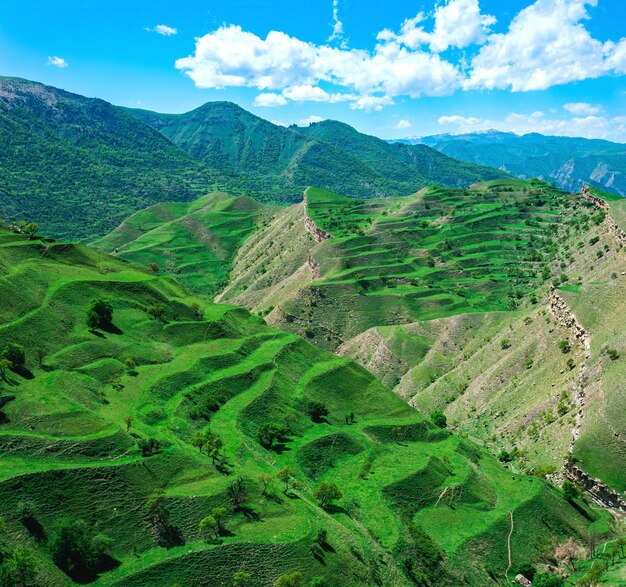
[430,410,447,428]
[1,343,25,369]
[314,482,342,508]
[500,338,511,349]
[606,348,619,361]
[307,401,329,422]
[276,572,304,587]
[559,339,571,354]
[86,299,113,330]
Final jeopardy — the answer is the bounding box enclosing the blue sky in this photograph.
[1,0,625,140]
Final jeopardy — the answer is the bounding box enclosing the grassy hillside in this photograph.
[223,180,579,344]
[297,121,508,191]
[409,130,626,197]
[91,193,277,295]
[0,77,219,241]
[127,103,509,203]
[0,227,607,586]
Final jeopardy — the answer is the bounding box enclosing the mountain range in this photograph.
[0,77,507,240]
[0,76,625,587]
[398,130,626,197]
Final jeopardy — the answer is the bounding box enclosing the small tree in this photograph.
[24,223,39,239]
[124,358,136,372]
[233,572,253,587]
[276,572,304,587]
[148,263,160,273]
[314,482,342,508]
[123,416,133,432]
[190,431,206,451]
[199,515,219,540]
[0,358,11,381]
[500,338,511,350]
[259,473,273,495]
[0,546,38,587]
[307,401,329,423]
[146,305,165,321]
[203,432,223,465]
[228,477,247,510]
[145,489,170,535]
[562,480,580,501]
[430,410,447,428]
[2,343,25,369]
[211,507,228,534]
[559,339,571,354]
[86,299,113,331]
[276,467,294,492]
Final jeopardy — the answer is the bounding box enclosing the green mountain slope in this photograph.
[0,77,220,241]
[126,102,509,203]
[404,130,626,197]
[0,227,607,586]
[91,193,277,295]
[297,120,508,190]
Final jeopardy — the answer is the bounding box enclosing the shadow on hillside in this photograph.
[568,498,594,521]
[12,366,34,380]
[101,322,123,335]
[62,555,121,584]
[238,506,261,522]
[23,516,46,542]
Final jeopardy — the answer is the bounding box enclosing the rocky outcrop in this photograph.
[303,190,332,243]
[307,253,321,278]
[547,286,590,458]
[565,463,626,511]
[581,185,610,212]
[514,575,532,587]
[580,185,626,246]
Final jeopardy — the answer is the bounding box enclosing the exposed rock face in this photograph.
[547,287,590,460]
[307,253,321,278]
[303,191,332,243]
[581,185,610,212]
[565,463,626,511]
[581,185,626,246]
[514,575,532,587]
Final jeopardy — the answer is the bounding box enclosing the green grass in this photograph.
[0,227,605,586]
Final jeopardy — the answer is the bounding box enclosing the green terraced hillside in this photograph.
[0,227,609,586]
[92,193,277,295]
[222,180,581,344]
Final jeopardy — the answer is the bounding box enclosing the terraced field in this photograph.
[0,228,609,586]
[223,180,581,345]
[92,193,277,295]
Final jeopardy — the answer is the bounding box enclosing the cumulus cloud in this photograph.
[394,118,412,130]
[465,0,624,91]
[437,111,626,142]
[378,0,495,53]
[146,24,178,36]
[564,102,603,115]
[175,24,460,109]
[175,0,626,110]
[253,93,288,107]
[47,56,68,68]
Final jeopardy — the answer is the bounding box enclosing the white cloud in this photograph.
[437,111,626,142]
[175,1,626,110]
[282,85,356,103]
[465,0,624,91]
[564,102,603,116]
[377,0,495,53]
[298,115,325,126]
[328,0,344,43]
[175,24,460,109]
[47,56,68,68]
[394,118,412,130]
[146,24,178,36]
[254,93,288,107]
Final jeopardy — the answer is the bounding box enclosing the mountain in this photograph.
[398,130,626,197]
[126,102,509,202]
[0,225,604,586]
[0,77,219,240]
[100,179,626,501]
